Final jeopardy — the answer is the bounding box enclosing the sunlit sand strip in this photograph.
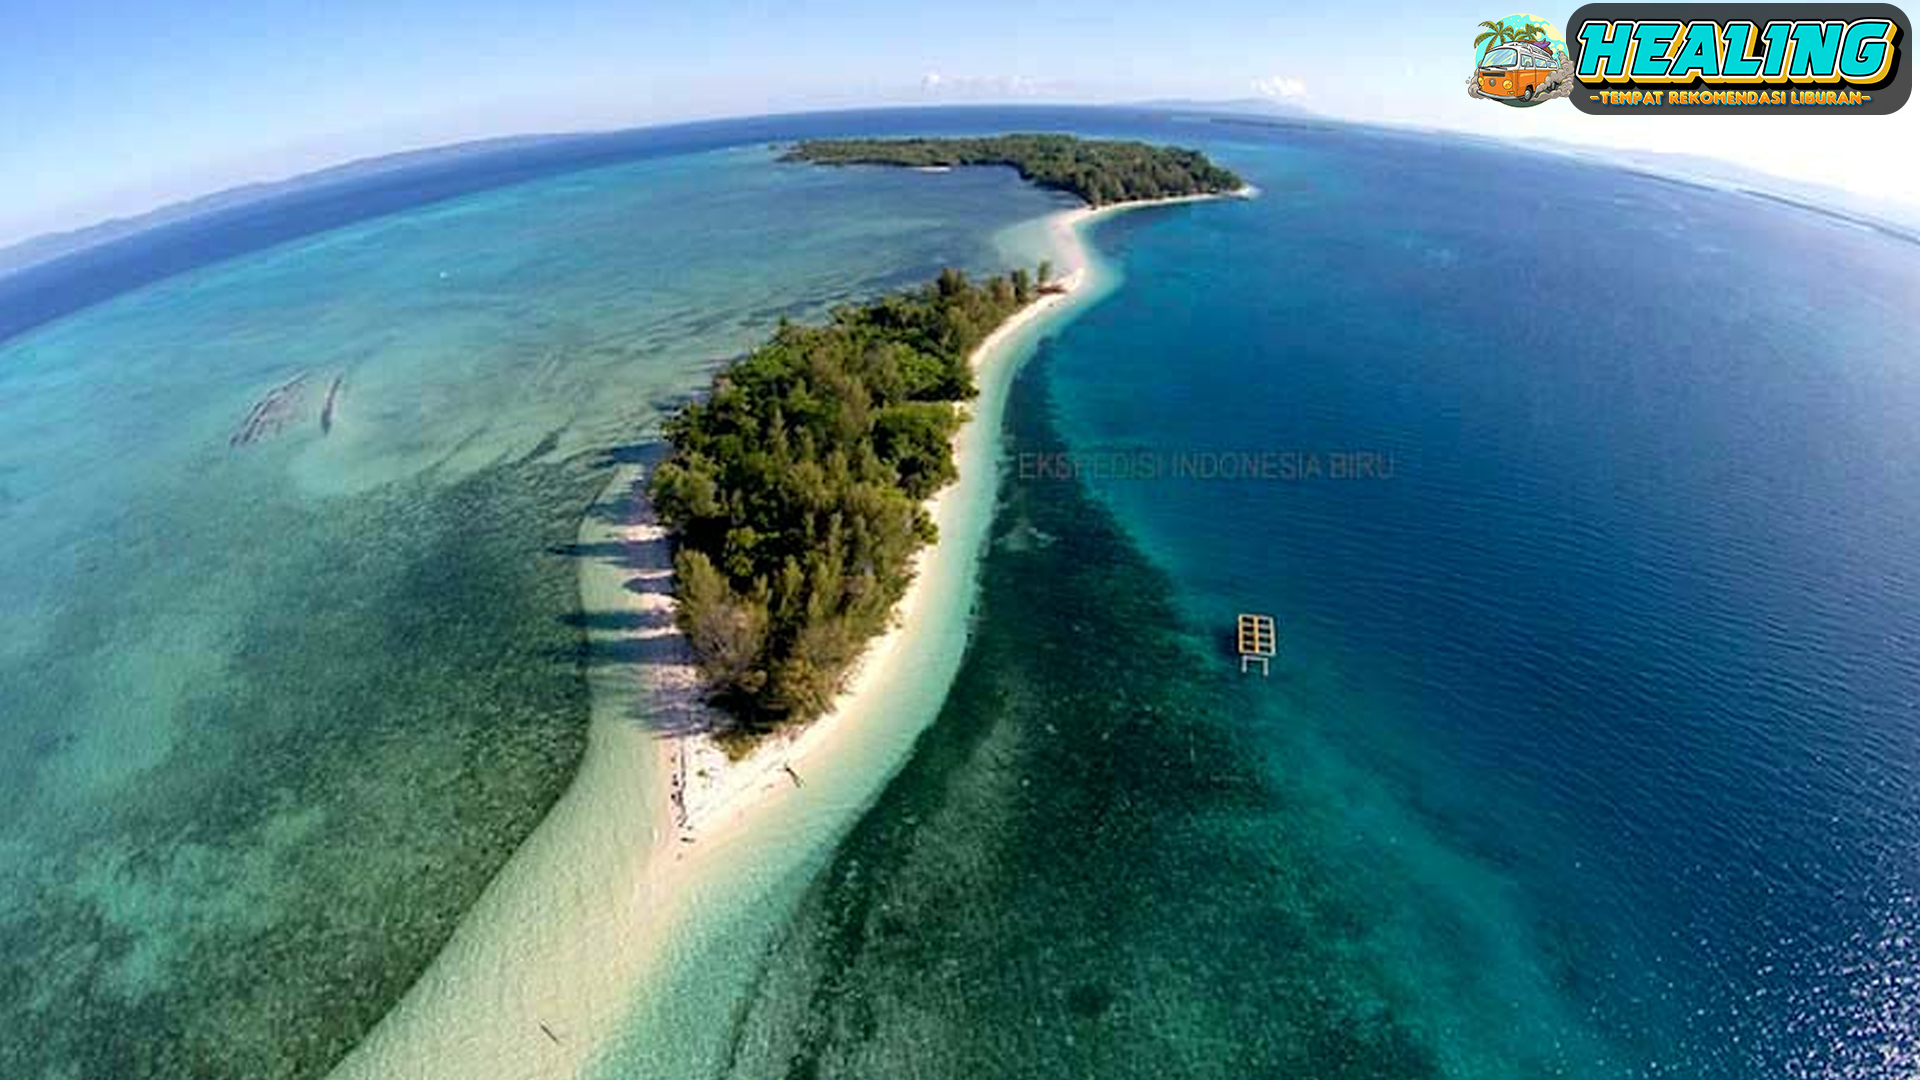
[326,188,1248,1080]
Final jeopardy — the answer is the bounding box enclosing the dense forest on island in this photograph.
[785,134,1243,207]
[650,267,1045,738]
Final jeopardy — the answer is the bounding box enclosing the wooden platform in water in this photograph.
[1236,613,1277,675]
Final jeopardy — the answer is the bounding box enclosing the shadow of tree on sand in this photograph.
[552,457,731,743]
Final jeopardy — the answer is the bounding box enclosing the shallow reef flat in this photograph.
[0,450,604,1079]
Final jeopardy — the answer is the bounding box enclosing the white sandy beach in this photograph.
[325,185,1247,1080]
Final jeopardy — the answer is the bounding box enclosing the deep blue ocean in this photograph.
[4,107,1917,1078]
[1030,130,1920,1076]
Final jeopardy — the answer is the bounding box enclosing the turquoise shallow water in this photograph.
[659,126,1920,1078]
[0,138,1060,1078]
[8,107,1919,1079]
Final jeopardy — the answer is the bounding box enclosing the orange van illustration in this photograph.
[1477,39,1560,101]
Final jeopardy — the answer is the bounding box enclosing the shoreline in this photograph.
[665,212,1097,840]
[661,186,1258,841]
[324,184,1247,1080]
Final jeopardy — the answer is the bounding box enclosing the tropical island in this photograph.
[650,267,1032,738]
[785,133,1245,206]
[653,135,1244,743]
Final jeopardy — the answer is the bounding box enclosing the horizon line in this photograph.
[1,98,1907,282]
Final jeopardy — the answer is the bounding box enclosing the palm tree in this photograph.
[1505,22,1563,62]
[1474,19,1513,54]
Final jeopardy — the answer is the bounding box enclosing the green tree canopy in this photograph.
[652,268,1028,739]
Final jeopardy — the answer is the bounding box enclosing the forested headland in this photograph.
[784,134,1243,207]
[649,267,1046,741]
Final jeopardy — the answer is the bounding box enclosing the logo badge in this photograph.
[1470,15,1575,106]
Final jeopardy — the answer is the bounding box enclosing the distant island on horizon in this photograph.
[786,133,1246,207]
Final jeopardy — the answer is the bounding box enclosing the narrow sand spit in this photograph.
[326,187,1248,1080]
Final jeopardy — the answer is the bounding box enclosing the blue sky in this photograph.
[4,0,1915,246]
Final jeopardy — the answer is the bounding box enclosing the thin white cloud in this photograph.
[918,72,1047,99]
[1252,75,1309,100]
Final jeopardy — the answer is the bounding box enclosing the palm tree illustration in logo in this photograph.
[1475,17,1548,57]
